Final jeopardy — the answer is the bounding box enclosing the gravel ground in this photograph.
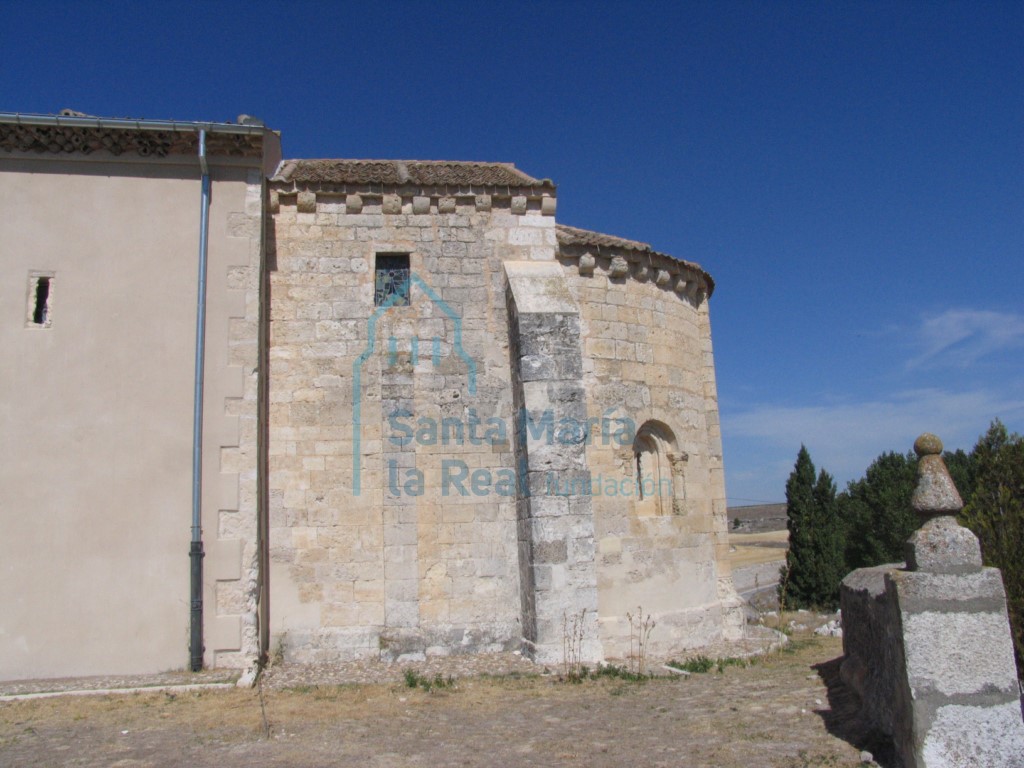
[262,625,786,690]
[0,626,786,697]
[0,630,886,768]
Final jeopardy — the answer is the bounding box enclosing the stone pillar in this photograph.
[841,434,1024,768]
[505,261,600,664]
[667,451,688,515]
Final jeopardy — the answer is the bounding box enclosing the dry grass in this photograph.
[0,634,869,768]
[728,529,790,569]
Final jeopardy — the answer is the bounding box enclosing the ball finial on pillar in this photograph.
[906,433,980,573]
[910,433,962,520]
[913,432,943,457]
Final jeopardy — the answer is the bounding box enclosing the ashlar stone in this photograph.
[264,156,736,669]
[905,515,983,574]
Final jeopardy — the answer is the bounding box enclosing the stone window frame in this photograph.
[631,420,687,516]
[374,253,411,307]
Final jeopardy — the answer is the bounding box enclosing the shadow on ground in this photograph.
[813,655,899,768]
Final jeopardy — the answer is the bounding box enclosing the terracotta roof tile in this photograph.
[273,159,550,187]
[556,224,651,252]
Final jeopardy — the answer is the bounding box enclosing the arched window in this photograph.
[632,421,685,516]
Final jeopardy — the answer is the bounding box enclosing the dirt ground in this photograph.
[0,633,887,768]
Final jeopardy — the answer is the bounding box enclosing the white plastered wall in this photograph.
[0,151,262,679]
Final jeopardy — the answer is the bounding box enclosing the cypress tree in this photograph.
[780,446,818,608]
[780,446,844,610]
[812,468,843,607]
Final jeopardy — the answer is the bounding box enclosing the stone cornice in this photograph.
[557,226,714,302]
[0,122,266,159]
[270,187,557,216]
[269,181,555,203]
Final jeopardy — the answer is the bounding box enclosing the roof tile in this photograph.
[556,224,651,252]
[273,159,549,187]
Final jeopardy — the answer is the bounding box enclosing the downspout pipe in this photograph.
[190,129,211,672]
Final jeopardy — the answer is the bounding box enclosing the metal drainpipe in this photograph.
[190,129,211,672]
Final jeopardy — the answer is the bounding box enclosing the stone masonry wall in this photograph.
[557,246,736,659]
[267,187,558,661]
[267,173,735,663]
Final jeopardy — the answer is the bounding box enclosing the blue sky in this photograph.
[4,1,1021,504]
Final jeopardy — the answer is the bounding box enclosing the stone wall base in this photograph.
[279,622,522,665]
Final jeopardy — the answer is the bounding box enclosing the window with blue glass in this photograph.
[374,253,411,307]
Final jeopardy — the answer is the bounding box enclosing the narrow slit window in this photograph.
[27,273,54,328]
[33,277,50,324]
[374,254,410,307]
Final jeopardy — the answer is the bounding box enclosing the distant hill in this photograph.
[727,503,787,533]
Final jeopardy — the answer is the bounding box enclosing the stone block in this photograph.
[438,196,456,213]
[905,515,983,574]
[508,228,543,245]
[345,194,363,214]
[533,539,567,564]
[609,256,629,278]
[886,566,1008,612]
[922,701,1024,767]
[899,608,1019,697]
[515,354,555,382]
[385,579,418,602]
[523,439,587,473]
[541,196,557,216]
[297,190,317,213]
[382,194,402,214]
[511,196,527,215]
[524,246,552,262]
[912,447,963,517]
[528,493,569,518]
[412,196,431,214]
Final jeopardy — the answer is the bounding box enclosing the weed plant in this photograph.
[561,608,588,682]
[402,669,455,692]
[626,606,655,676]
[665,654,753,674]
